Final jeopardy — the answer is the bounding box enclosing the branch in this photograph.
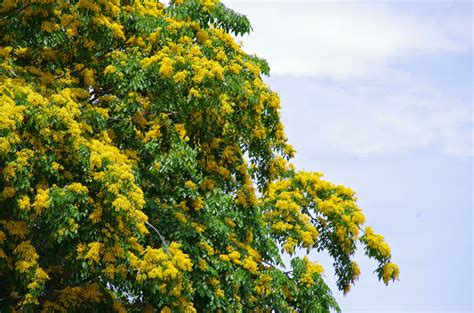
[9,68,18,78]
[261,259,293,275]
[106,116,124,125]
[144,221,169,253]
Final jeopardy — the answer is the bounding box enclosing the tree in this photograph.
[0,0,399,311]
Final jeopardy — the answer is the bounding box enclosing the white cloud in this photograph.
[225,0,471,78]
[269,75,473,158]
[221,0,472,158]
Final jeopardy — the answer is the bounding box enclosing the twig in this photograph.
[261,259,293,275]
[145,221,169,253]
[9,68,17,78]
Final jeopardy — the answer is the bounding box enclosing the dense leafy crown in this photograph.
[0,0,399,311]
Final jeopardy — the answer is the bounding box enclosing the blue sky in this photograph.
[225,0,473,311]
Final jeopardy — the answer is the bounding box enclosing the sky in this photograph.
[224,0,473,312]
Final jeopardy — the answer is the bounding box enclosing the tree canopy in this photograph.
[0,0,399,311]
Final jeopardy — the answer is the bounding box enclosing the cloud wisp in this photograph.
[270,75,473,158]
[224,0,472,158]
[227,0,471,79]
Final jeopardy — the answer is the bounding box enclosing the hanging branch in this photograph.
[145,220,169,253]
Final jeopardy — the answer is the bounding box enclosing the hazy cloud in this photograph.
[226,0,472,78]
[223,0,472,158]
[270,75,473,158]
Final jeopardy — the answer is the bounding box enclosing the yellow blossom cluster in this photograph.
[255,274,273,296]
[12,241,50,305]
[381,262,400,284]
[67,182,88,194]
[299,256,324,287]
[128,242,193,298]
[42,283,102,311]
[32,188,50,214]
[264,179,320,253]
[363,226,392,259]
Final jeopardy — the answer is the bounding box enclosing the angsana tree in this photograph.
[0,0,399,311]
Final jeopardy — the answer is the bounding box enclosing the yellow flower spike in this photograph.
[191,197,204,210]
[299,256,324,287]
[2,187,16,198]
[283,237,297,254]
[198,259,208,271]
[161,307,172,313]
[382,262,400,284]
[173,70,187,83]
[351,262,361,279]
[215,288,225,298]
[32,188,50,214]
[103,65,116,75]
[67,182,88,194]
[84,242,102,263]
[159,57,174,77]
[242,256,258,274]
[229,250,241,263]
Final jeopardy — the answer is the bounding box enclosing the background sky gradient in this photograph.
[224,0,473,311]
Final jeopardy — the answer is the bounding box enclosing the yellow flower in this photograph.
[215,288,224,298]
[382,262,399,284]
[299,256,324,287]
[0,231,5,244]
[283,237,297,254]
[184,180,196,190]
[89,207,102,224]
[198,242,214,256]
[16,260,34,273]
[173,70,187,83]
[351,211,365,224]
[300,231,315,247]
[103,65,116,75]
[2,187,15,198]
[364,226,391,258]
[22,293,39,305]
[198,258,207,271]
[17,196,30,210]
[0,46,13,58]
[378,242,391,258]
[191,222,205,233]
[33,188,50,213]
[224,217,236,228]
[83,68,95,86]
[148,267,163,279]
[161,307,172,313]
[66,28,77,37]
[159,57,174,77]
[242,257,258,273]
[77,0,100,12]
[35,267,49,281]
[114,302,127,313]
[352,261,361,278]
[85,242,102,263]
[196,30,209,43]
[41,21,59,33]
[15,47,28,56]
[175,212,188,224]
[229,251,241,262]
[67,182,88,194]
[188,88,200,98]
